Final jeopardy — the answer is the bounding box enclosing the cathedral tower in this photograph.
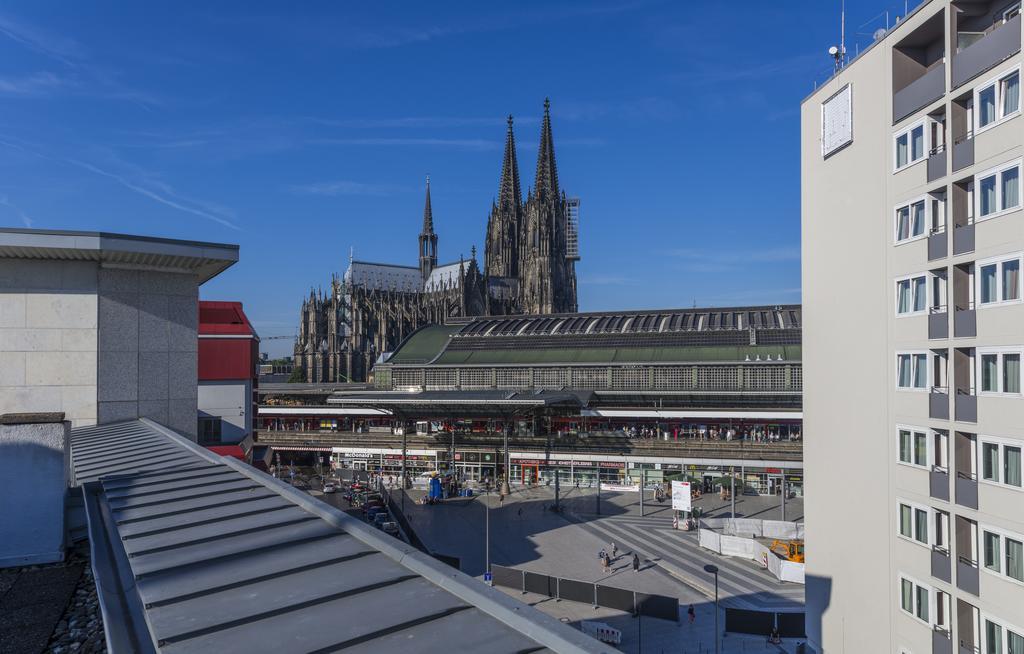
[485,115,522,279]
[418,176,438,280]
[519,99,578,314]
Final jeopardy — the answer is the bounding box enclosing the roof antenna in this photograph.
[829,0,847,71]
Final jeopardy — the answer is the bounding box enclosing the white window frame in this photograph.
[897,425,931,469]
[977,252,1024,308]
[978,434,1024,491]
[979,523,1024,587]
[974,158,1022,221]
[1006,2,1022,21]
[896,498,933,548]
[895,272,930,316]
[896,351,931,391]
[974,65,1021,134]
[981,611,1024,654]
[897,573,934,627]
[977,346,1023,395]
[894,119,929,172]
[894,196,929,244]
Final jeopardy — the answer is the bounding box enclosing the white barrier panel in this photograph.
[766,548,784,580]
[780,560,805,584]
[720,535,755,558]
[752,540,773,570]
[728,518,762,537]
[762,520,800,539]
[699,529,722,554]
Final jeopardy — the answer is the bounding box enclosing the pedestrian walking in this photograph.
[632,552,640,573]
[687,604,695,624]
[610,542,618,560]
[517,507,523,519]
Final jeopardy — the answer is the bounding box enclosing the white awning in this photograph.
[581,409,802,420]
[258,406,390,416]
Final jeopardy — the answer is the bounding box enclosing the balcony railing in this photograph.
[953,132,974,171]
[930,386,951,420]
[928,145,948,182]
[954,303,977,338]
[952,15,1022,88]
[932,545,953,583]
[894,62,946,123]
[929,226,948,261]
[933,626,953,654]
[929,306,949,339]
[956,555,980,595]
[953,219,975,255]
[956,470,979,509]
[931,465,950,501]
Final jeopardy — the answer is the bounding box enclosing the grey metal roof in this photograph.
[73,419,606,654]
[327,389,593,411]
[0,228,238,284]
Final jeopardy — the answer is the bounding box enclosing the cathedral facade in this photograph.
[294,100,579,383]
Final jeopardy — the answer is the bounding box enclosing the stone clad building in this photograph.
[295,100,580,383]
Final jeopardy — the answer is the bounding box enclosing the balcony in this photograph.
[954,306,976,338]
[953,14,1022,88]
[956,555,980,595]
[952,134,974,171]
[931,387,951,419]
[929,308,949,338]
[932,546,953,583]
[934,627,954,654]
[894,63,947,123]
[931,466,951,501]
[928,229,948,261]
[953,222,975,255]
[956,471,979,509]
[928,147,948,182]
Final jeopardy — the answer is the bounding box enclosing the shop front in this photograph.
[452,450,498,482]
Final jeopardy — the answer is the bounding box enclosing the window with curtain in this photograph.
[1007,538,1024,582]
[914,354,927,389]
[1004,260,1020,301]
[985,531,1002,571]
[982,354,1000,392]
[983,264,999,303]
[1005,446,1022,487]
[914,508,929,544]
[914,431,927,465]
[897,279,912,314]
[894,122,927,170]
[1004,354,1021,393]
[915,585,929,622]
[899,429,912,463]
[911,201,925,236]
[899,354,913,387]
[913,276,927,312]
[990,621,1005,654]
[899,504,913,538]
[982,174,999,216]
[1009,629,1024,654]
[978,67,1022,133]
[981,86,998,126]
[1003,167,1020,211]
[900,578,913,613]
[896,206,910,241]
[984,442,1002,481]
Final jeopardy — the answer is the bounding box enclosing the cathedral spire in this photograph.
[533,98,559,201]
[422,174,434,233]
[418,175,438,280]
[498,115,521,212]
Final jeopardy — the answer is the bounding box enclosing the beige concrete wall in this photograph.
[0,259,99,427]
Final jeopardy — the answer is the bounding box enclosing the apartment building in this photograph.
[802,1,1022,652]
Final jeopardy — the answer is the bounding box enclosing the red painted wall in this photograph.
[198,339,254,380]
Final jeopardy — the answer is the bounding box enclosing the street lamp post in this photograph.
[485,486,491,581]
[704,564,720,654]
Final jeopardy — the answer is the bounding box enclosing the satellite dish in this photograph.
[828,45,840,56]
[873,28,887,40]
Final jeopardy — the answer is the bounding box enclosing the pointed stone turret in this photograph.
[533,98,559,202]
[485,116,523,280]
[498,115,521,214]
[418,175,438,280]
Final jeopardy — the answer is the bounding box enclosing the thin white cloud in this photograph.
[663,246,800,274]
[65,157,239,230]
[0,71,73,96]
[308,137,500,151]
[0,195,32,227]
[579,274,637,286]
[289,180,406,197]
[0,14,83,67]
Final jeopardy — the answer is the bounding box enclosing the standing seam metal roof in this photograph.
[72,419,607,654]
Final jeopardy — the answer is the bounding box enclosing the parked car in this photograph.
[322,483,337,493]
[381,522,399,536]
[366,506,384,521]
[373,512,390,528]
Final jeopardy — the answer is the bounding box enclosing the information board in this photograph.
[671,480,691,512]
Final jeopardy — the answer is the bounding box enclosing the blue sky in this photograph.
[0,1,915,356]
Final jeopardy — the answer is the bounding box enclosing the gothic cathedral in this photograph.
[294,100,578,383]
